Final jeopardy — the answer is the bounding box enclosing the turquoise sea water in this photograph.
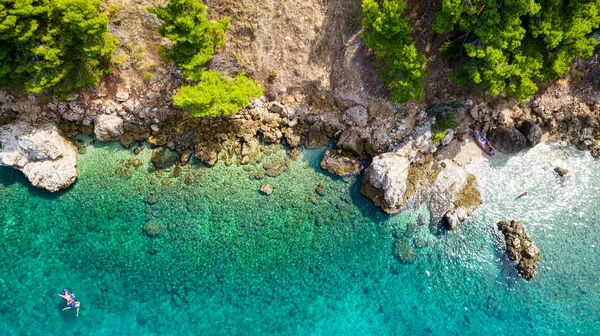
[0,139,599,335]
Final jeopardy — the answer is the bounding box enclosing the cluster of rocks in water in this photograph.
[497,220,541,281]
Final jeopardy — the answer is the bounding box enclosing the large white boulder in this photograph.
[94,114,124,142]
[360,153,411,214]
[0,122,78,192]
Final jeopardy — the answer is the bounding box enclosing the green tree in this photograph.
[435,0,600,101]
[149,0,229,77]
[0,0,118,95]
[150,0,262,117]
[361,0,428,104]
[174,70,263,117]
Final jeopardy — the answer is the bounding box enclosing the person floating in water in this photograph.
[58,288,80,317]
[516,191,528,200]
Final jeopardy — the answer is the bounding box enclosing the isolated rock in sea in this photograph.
[497,220,541,281]
[320,148,362,176]
[554,167,569,176]
[487,127,528,153]
[94,115,124,142]
[0,122,78,192]
[360,153,412,214]
[520,121,543,147]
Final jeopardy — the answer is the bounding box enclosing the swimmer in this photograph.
[58,289,80,317]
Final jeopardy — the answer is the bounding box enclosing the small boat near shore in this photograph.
[474,130,496,156]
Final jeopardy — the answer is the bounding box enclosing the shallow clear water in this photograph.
[0,140,599,335]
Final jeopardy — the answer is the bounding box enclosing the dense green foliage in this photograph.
[173,70,263,117]
[361,0,428,104]
[0,0,118,95]
[435,0,600,101]
[431,113,457,144]
[149,0,229,77]
[150,0,262,117]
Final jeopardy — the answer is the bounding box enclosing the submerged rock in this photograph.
[0,122,78,192]
[143,222,164,238]
[260,183,273,195]
[497,220,541,281]
[320,149,362,177]
[392,239,417,264]
[151,147,178,169]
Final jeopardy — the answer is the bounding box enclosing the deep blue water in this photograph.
[0,140,599,335]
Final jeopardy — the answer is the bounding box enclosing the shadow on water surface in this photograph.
[0,166,71,200]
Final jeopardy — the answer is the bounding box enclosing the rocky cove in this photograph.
[0,0,599,282]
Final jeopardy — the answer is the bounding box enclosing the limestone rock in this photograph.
[115,91,130,102]
[487,127,528,153]
[497,220,541,281]
[343,106,369,127]
[320,149,362,177]
[0,122,78,192]
[94,115,124,142]
[241,138,260,165]
[430,161,481,228]
[360,153,411,214]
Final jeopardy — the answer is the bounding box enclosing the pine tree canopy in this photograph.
[0,0,118,95]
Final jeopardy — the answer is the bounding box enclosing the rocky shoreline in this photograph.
[1,80,599,230]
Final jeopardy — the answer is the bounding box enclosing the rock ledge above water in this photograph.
[497,220,541,281]
[0,122,78,192]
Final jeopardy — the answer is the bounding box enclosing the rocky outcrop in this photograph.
[361,153,482,227]
[320,149,362,176]
[0,122,78,192]
[487,127,528,153]
[520,121,543,147]
[306,123,328,148]
[360,153,412,214]
[497,220,541,281]
[431,162,482,229]
[336,130,364,156]
[94,115,124,142]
